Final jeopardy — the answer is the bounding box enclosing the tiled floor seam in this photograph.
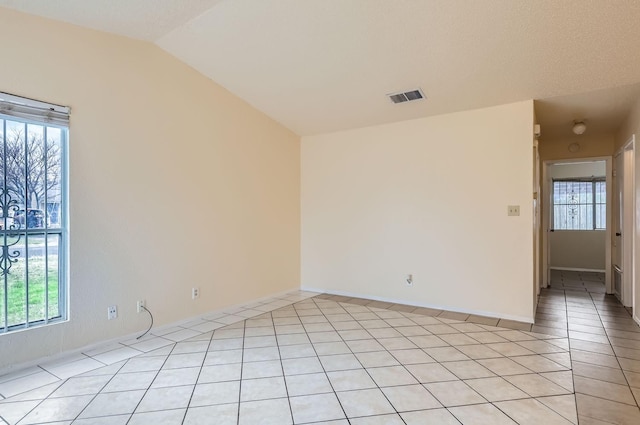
[177,325,215,424]
[271,311,298,425]
[0,292,316,400]
[0,292,317,423]
[561,288,582,425]
[586,290,640,409]
[74,349,144,422]
[235,315,247,424]
[302,298,377,423]
[2,282,635,424]
[309,297,538,423]
[331,280,634,422]
[552,270,640,423]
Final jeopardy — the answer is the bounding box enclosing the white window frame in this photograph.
[0,92,69,333]
[551,178,606,231]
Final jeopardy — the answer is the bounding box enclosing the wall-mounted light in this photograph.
[572,121,587,135]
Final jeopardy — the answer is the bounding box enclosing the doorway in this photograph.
[541,157,612,293]
[613,136,635,307]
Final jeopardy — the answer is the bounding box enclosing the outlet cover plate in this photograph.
[108,305,117,320]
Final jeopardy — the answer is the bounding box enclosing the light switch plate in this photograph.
[508,205,520,216]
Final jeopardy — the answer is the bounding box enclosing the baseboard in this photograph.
[550,267,606,273]
[0,285,303,378]
[165,285,302,330]
[301,286,533,324]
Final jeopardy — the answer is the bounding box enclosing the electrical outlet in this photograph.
[107,305,117,320]
[406,274,414,286]
[136,300,145,313]
[507,205,520,216]
[192,287,200,299]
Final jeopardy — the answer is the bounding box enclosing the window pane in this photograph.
[6,236,25,327]
[47,234,60,320]
[595,181,606,229]
[596,203,606,229]
[553,180,605,230]
[27,234,46,322]
[595,181,606,203]
[5,120,26,222]
[0,111,67,333]
[46,128,63,229]
[0,267,4,329]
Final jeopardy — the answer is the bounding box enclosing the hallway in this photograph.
[536,270,640,423]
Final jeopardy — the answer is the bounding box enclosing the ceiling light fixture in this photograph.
[572,121,587,135]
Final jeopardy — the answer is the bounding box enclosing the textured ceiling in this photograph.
[0,0,224,40]
[535,83,640,141]
[2,0,640,136]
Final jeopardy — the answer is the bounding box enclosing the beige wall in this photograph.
[548,161,605,179]
[539,135,614,161]
[616,97,640,324]
[301,101,535,322]
[0,9,301,370]
[549,231,606,270]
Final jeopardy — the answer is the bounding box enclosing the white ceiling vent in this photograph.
[388,89,425,104]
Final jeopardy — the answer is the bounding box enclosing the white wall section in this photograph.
[0,9,300,370]
[549,231,606,270]
[616,99,640,324]
[301,101,535,322]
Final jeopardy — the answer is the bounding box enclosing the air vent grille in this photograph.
[388,89,424,104]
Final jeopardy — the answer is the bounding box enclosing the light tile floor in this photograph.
[536,270,640,424]
[0,271,638,424]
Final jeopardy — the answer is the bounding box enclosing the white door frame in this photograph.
[533,141,541,297]
[541,156,613,292]
[614,136,635,307]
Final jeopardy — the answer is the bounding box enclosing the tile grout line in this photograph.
[235,314,247,425]
[561,281,581,425]
[311,297,478,424]
[297,297,355,424]
[62,357,128,424]
[0,291,313,394]
[111,341,177,423]
[272,309,297,425]
[178,320,217,424]
[0,288,609,424]
[334,298,574,423]
[587,286,640,409]
[555,270,640,422]
[338,296,573,397]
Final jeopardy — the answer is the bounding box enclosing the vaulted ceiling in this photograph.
[1,0,640,137]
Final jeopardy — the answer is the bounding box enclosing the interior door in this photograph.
[622,147,634,306]
[614,152,623,299]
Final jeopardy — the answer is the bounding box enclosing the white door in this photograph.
[622,146,634,306]
[613,145,635,306]
[533,142,541,295]
[614,152,623,299]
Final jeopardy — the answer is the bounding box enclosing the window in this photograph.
[0,92,68,333]
[553,179,605,230]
